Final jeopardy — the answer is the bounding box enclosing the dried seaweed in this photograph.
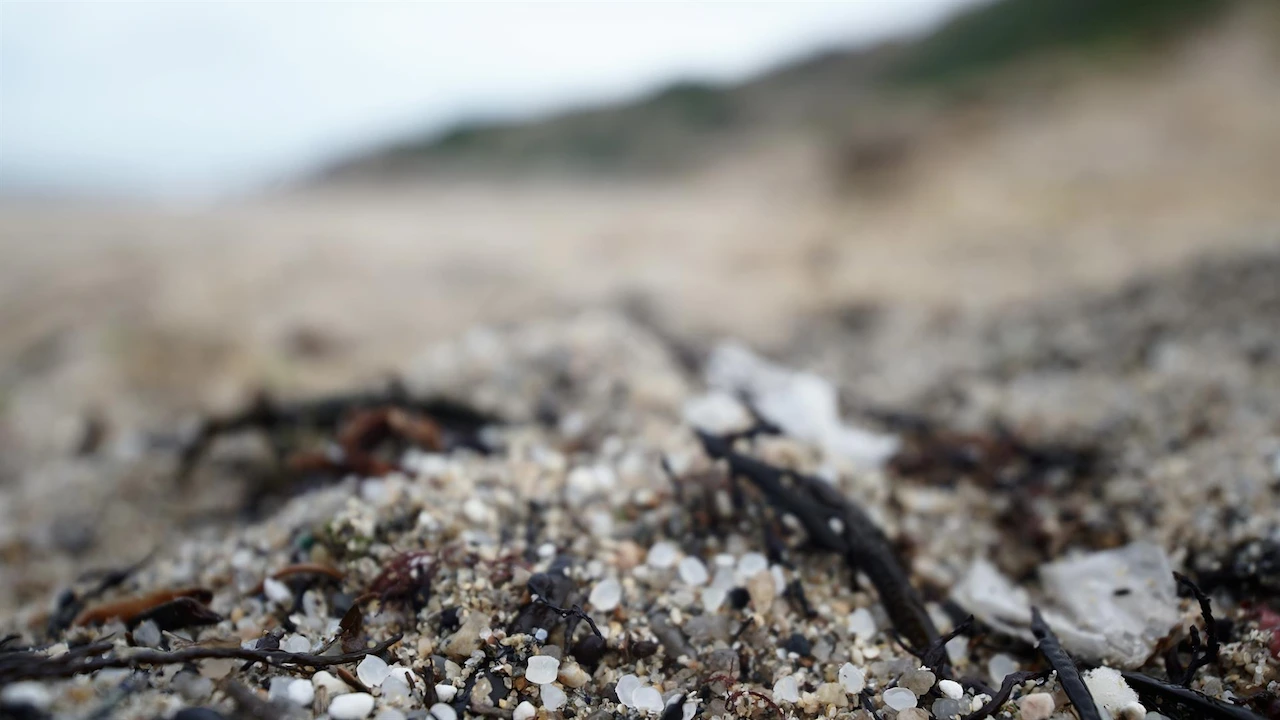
[1170,571,1221,686]
[960,670,1050,720]
[74,587,213,627]
[1029,607,1100,720]
[0,632,401,683]
[126,597,222,633]
[45,551,156,638]
[1123,671,1266,720]
[695,430,943,659]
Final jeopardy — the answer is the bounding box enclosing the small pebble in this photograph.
[312,670,350,696]
[0,681,52,710]
[1084,666,1141,714]
[542,683,568,711]
[814,682,847,707]
[883,687,918,710]
[133,619,162,647]
[647,541,679,568]
[526,655,560,684]
[897,709,930,720]
[287,678,315,706]
[513,701,537,720]
[430,703,458,720]
[328,692,376,719]
[616,674,641,707]
[848,608,877,639]
[558,660,591,688]
[678,556,709,585]
[987,653,1018,684]
[932,697,967,719]
[263,577,293,605]
[746,569,775,613]
[838,663,866,694]
[282,634,311,654]
[589,578,622,611]
[375,710,407,720]
[773,675,800,703]
[435,684,458,702]
[1018,693,1055,720]
[737,552,768,577]
[938,679,963,700]
[632,686,664,713]
[901,668,936,695]
[357,653,391,687]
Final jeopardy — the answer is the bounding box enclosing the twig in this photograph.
[1174,571,1221,686]
[1030,607,1100,720]
[961,670,1050,720]
[0,633,402,682]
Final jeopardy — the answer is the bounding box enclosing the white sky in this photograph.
[0,1,976,198]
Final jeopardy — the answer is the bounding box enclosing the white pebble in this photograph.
[616,674,641,707]
[1018,693,1055,720]
[773,675,800,703]
[848,608,878,639]
[938,679,964,700]
[678,556,709,586]
[541,683,567,711]
[287,678,315,706]
[589,578,622,611]
[430,703,458,720]
[632,686,664,713]
[513,700,537,720]
[312,670,350,696]
[435,684,458,702]
[526,655,560,684]
[0,682,51,710]
[987,653,1018,684]
[357,653,391,687]
[647,541,679,568]
[383,675,412,701]
[463,498,490,524]
[838,663,866,694]
[701,586,727,613]
[328,692,376,719]
[263,577,293,606]
[133,620,162,647]
[737,552,768,577]
[883,687,918,710]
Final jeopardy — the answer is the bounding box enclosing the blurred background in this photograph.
[1,0,1279,606]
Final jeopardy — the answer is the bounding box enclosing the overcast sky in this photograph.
[0,1,976,199]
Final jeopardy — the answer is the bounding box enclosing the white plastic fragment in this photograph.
[357,653,391,687]
[282,633,311,654]
[705,342,900,468]
[647,541,679,569]
[1083,667,1143,716]
[312,670,350,696]
[541,683,568,711]
[430,703,458,720]
[526,655,560,684]
[590,578,622,611]
[328,692,376,719]
[773,675,801,703]
[632,686,664,713]
[678,556,709,586]
[616,674,641,707]
[435,684,458,702]
[848,608,878,639]
[838,663,866,694]
[883,687,918,710]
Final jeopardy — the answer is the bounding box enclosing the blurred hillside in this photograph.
[321,0,1229,182]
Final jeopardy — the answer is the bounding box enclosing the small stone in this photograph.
[383,675,412,701]
[932,697,967,719]
[616,674,641,707]
[357,654,391,687]
[838,663,866,694]
[848,608,877,639]
[897,709,929,720]
[773,675,801,703]
[526,655,560,684]
[738,552,768,577]
[814,682,848,707]
[287,678,314,706]
[0,681,52,710]
[682,700,698,720]
[435,684,458,702]
[513,701,537,720]
[442,612,488,659]
[541,683,567,711]
[1018,693,1055,720]
[133,619,162,647]
[589,578,622,611]
[557,661,590,688]
[746,569,775,614]
[282,634,311,654]
[430,703,458,720]
[263,577,293,606]
[328,692,376,719]
[1118,701,1148,720]
[632,686,664,713]
[312,670,350,696]
[987,653,1018,684]
[938,679,963,700]
[678,556,709,586]
[901,668,936,695]
[463,498,490,524]
[268,676,293,702]
[647,541,679,568]
[883,687,918,710]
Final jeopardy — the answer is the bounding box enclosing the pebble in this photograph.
[282,633,311,654]
[987,653,1018,684]
[263,577,293,605]
[383,675,412,701]
[932,697,967,719]
[883,687,918,710]
[815,682,847,707]
[526,655,560,684]
[647,541,679,568]
[287,678,314,706]
[375,711,407,720]
[430,703,458,720]
[838,663,866,694]
[773,675,800,703]
[897,709,929,720]
[268,677,293,703]
[848,608,877,639]
[738,552,768,577]
[746,569,775,613]
[312,670,350,696]
[558,660,591,688]
[632,686,664,713]
[542,683,568,711]
[328,692,376,719]
[435,684,458,702]
[938,679,963,700]
[589,578,622,611]
[513,700,537,720]
[900,668,936,695]
[0,681,52,710]
[357,653,392,687]
[616,674,641,707]
[678,556,709,585]
[1018,693,1055,720]
[134,619,162,647]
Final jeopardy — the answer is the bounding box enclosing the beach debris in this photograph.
[952,542,1179,666]
[1031,607,1102,720]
